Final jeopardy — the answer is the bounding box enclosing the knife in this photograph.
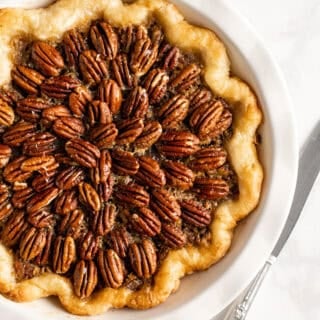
[222,121,320,320]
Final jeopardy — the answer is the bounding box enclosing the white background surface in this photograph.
[218,0,320,319]
[0,0,319,319]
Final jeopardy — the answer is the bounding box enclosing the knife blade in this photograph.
[223,120,320,320]
[272,120,320,257]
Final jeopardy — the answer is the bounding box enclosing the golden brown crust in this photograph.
[0,0,263,314]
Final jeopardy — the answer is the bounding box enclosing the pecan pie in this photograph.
[0,0,263,315]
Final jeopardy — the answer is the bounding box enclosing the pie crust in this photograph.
[0,0,263,315]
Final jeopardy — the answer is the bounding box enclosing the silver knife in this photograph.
[222,121,320,320]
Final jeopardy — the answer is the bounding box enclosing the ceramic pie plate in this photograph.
[0,0,298,319]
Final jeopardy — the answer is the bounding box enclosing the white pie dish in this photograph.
[0,0,298,319]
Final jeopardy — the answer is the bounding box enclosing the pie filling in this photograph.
[0,20,238,298]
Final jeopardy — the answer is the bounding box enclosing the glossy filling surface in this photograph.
[0,20,237,298]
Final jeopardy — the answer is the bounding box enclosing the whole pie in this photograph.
[0,0,263,315]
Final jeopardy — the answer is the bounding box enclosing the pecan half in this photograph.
[3,121,36,147]
[3,156,33,183]
[162,160,194,190]
[134,156,166,188]
[53,116,85,139]
[69,86,92,117]
[28,209,54,228]
[16,97,51,123]
[0,89,21,107]
[0,200,13,221]
[1,211,29,247]
[65,138,101,168]
[79,182,101,212]
[159,44,180,71]
[26,187,59,214]
[55,190,78,215]
[112,54,136,89]
[0,101,14,127]
[11,65,45,95]
[0,184,12,220]
[158,94,189,129]
[34,229,53,266]
[79,231,98,260]
[193,178,229,200]
[116,118,144,145]
[143,68,169,104]
[12,187,34,209]
[73,260,98,299]
[41,75,80,99]
[97,249,124,288]
[23,160,52,180]
[130,38,158,76]
[97,79,122,114]
[156,131,200,158]
[40,161,60,179]
[32,174,56,192]
[119,26,133,52]
[55,152,76,166]
[0,184,12,219]
[79,50,109,85]
[131,207,161,237]
[107,227,131,258]
[32,41,64,76]
[90,149,111,185]
[0,144,12,168]
[189,100,224,139]
[97,175,114,202]
[208,108,232,138]
[179,199,212,227]
[134,121,162,149]
[90,21,118,59]
[34,166,56,193]
[120,25,148,53]
[128,239,157,279]
[55,166,85,190]
[63,29,88,67]
[189,147,227,171]
[43,106,72,125]
[114,183,149,207]
[159,223,186,249]
[21,156,57,173]
[59,209,84,239]
[150,188,181,222]
[92,204,116,236]
[88,100,112,126]
[41,162,59,179]
[90,123,118,149]
[111,149,139,176]
[0,184,9,205]
[19,227,47,261]
[40,157,59,173]
[189,87,212,112]
[52,235,76,274]
[122,86,149,119]
[169,63,201,92]
[23,132,58,157]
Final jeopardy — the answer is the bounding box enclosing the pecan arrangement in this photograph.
[0,20,237,299]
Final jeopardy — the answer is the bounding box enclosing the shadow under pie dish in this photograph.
[0,0,263,316]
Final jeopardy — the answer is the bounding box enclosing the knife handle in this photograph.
[223,256,276,320]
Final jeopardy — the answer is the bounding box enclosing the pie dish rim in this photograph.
[0,0,298,316]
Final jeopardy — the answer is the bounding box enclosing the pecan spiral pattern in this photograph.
[0,18,237,299]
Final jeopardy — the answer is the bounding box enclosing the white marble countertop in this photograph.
[217,0,320,319]
[0,0,319,319]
